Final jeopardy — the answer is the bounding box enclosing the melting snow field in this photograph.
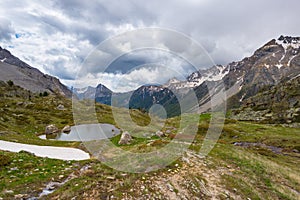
[0,140,90,161]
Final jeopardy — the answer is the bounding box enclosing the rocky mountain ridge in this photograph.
[75,35,300,119]
[0,46,72,98]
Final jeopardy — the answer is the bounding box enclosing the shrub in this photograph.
[7,80,14,87]
[0,154,11,167]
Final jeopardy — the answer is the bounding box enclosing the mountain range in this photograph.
[0,35,299,121]
[73,35,300,119]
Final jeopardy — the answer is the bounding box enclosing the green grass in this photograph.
[0,82,299,199]
[0,150,78,199]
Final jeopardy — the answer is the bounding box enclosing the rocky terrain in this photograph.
[0,36,299,200]
[231,75,300,126]
[0,47,72,98]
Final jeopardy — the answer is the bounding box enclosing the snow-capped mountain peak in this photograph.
[276,35,300,50]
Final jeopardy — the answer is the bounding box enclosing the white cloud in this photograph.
[68,63,192,93]
[0,0,299,90]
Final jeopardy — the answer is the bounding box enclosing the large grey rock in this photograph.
[45,124,59,136]
[118,131,132,145]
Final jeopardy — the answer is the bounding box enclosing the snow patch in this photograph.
[75,87,89,94]
[275,64,283,69]
[264,64,270,69]
[279,54,285,63]
[287,55,297,67]
[0,58,6,62]
[276,38,300,51]
[289,73,300,81]
[239,93,246,102]
[0,140,90,161]
[172,65,229,89]
[237,76,244,91]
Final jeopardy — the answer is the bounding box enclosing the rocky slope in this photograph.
[0,46,72,97]
[231,75,300,125]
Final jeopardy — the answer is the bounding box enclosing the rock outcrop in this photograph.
[118,131,132,145]
[231,75,300,124]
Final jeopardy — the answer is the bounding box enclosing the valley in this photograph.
[0,36,299,200]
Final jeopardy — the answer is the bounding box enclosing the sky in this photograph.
[0,0,299,92]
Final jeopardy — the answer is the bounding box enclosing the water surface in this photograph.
[39,123,120,141]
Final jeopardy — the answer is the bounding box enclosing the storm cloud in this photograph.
[0,0,299,91]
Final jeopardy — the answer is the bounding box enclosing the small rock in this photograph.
[58,175,64,179]
[10,167,18,171]
[118,131,132,145]
[155,131,165,137]
[4,190,14,194]
[62,125,71,133]
[106,176,115,180]
[46,182,62,190]
[225,191,230,196]
[14,194,27,199]
[166,183,174,192]
[292,149,299,153]
[57,104,65,110]
[16,102,24,106]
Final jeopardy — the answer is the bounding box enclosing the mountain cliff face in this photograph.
[224,36,300,105]
[0,47,72,98]
[75,36,300,119]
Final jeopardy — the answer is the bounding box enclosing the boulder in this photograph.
[62,125,71,133]
[45,124,59,136]
[118,131,132,145]
[155,131,165,137]
[57,104,65,110]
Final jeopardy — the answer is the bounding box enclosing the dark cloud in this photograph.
[0,0,299,90]
[0,18,14,41]
[49,0,300,65]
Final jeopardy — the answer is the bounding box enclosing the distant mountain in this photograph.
[0,46,72,97]
[73,84,113,105]
[74,35,300,118]
[186,35,300,111]
[128,85,181,117]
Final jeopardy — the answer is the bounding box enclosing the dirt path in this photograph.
[120,150,243,199]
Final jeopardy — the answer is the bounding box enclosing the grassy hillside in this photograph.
[0,80,299,199]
